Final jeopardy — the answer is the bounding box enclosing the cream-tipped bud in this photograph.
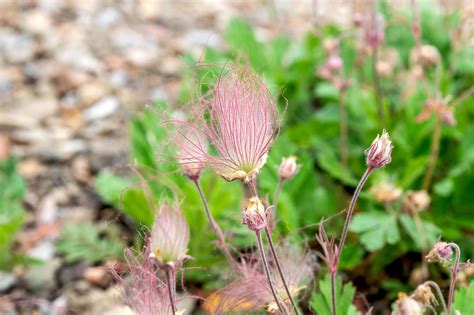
[410,45,440,67]
[392,293,423,315]
[365,130,393,169]
[151,203,189,265]
[403,190,431,212]
[426,241,452,263]
[242,197,267,232]
[278,156,300,181]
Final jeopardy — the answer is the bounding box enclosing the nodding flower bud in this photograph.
[323,38,339,56]
[242,197,267,232]
[150,203,190,266]
[365,130,393,169]
[410,45,440,67]
[411,283,435,306]
[426,241,452,263]
[278,156,300,181]
[327,56,343,71]
[403,190,431,212]
[392,293,422,315]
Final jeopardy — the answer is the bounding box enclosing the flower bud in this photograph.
[365,130,393,169]
[410,45,440,67]
[376,60,392,77]
[411,284,435,305]
[327,56,343,71]
[370,182,402,204]
[392,293,423,315]
[151,203,189,265]
[278,156,300,181]
[426,241,452,263]
[242,197,267,232]
[403,190,431,212]
[323,38,339,56]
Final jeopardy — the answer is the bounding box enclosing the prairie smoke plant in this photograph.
[150,202,190,314]
[203,246,313,314]
[166,65,280,183]
[319,130,393,315]
[150,202,189,266]
[111,246,185,315]
[426,241,472,314]
[176,121,208,181]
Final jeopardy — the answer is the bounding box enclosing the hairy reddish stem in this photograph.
[338,167,373,254]
[264,226,300,315]
[339,89,349,167]
[422,116,441,190]
[256,230,287,314]
[193,179,234,265]
[447,243,461,315]
[330,271,337,315]
[165,268,177,315]
[371,47,385,126]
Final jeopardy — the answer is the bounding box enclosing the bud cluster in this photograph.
[317,38,350,92]
[278,156,300,181]
[242,197,268,232]
[365,130,393,169]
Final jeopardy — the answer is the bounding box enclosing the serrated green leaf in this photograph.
[57,223,123,263]
[310,274,361,315]
[452,280,474,313]
[350,212,400,252]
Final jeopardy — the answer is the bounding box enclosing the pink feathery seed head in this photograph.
[365,129,393,169]
[242,197,268,232]
[426,241,452,263]
[111,244,174,315]
[175,121,209,181]
[203,65,280,182]
[278,156,301,181]
[271,246,316,301]
[150,201,190,266]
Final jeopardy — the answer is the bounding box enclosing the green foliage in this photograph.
[56,222,123,263]
[0,159,26,270]
[310,274,361,315]
[95,2,474,301]
[452,281,474,314]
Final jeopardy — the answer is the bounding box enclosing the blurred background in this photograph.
[1,0,473,314]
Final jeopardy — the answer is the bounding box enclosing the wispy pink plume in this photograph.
[204,245,313,314]
[151,202,190,265]
[165,65,281,182]
[111,244,173,315]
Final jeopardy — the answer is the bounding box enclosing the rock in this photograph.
[72,155,91,183]
[59,206,95,224]
[0,271,17,292]
[23,258,61,293]
[37,194,58,225]
[27,240,55,261]
[0,30,36,64]
[103,306,134,315]
[0,134,11,161]
[77,82,109,106]
[50,294,68,315]
[21,10,53,36]
[83,266,111,288]
[83,96,119,121]
[18,158,46,178]
[95,7,122,28]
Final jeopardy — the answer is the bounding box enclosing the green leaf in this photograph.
[57,223,123,263]
[224,18,267,71]
[95,172,154,226]
[350,212,400,252]
[0,159,26,270]
[398,214,440,250]
[310,274,361,315]
[452,281,474,314]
